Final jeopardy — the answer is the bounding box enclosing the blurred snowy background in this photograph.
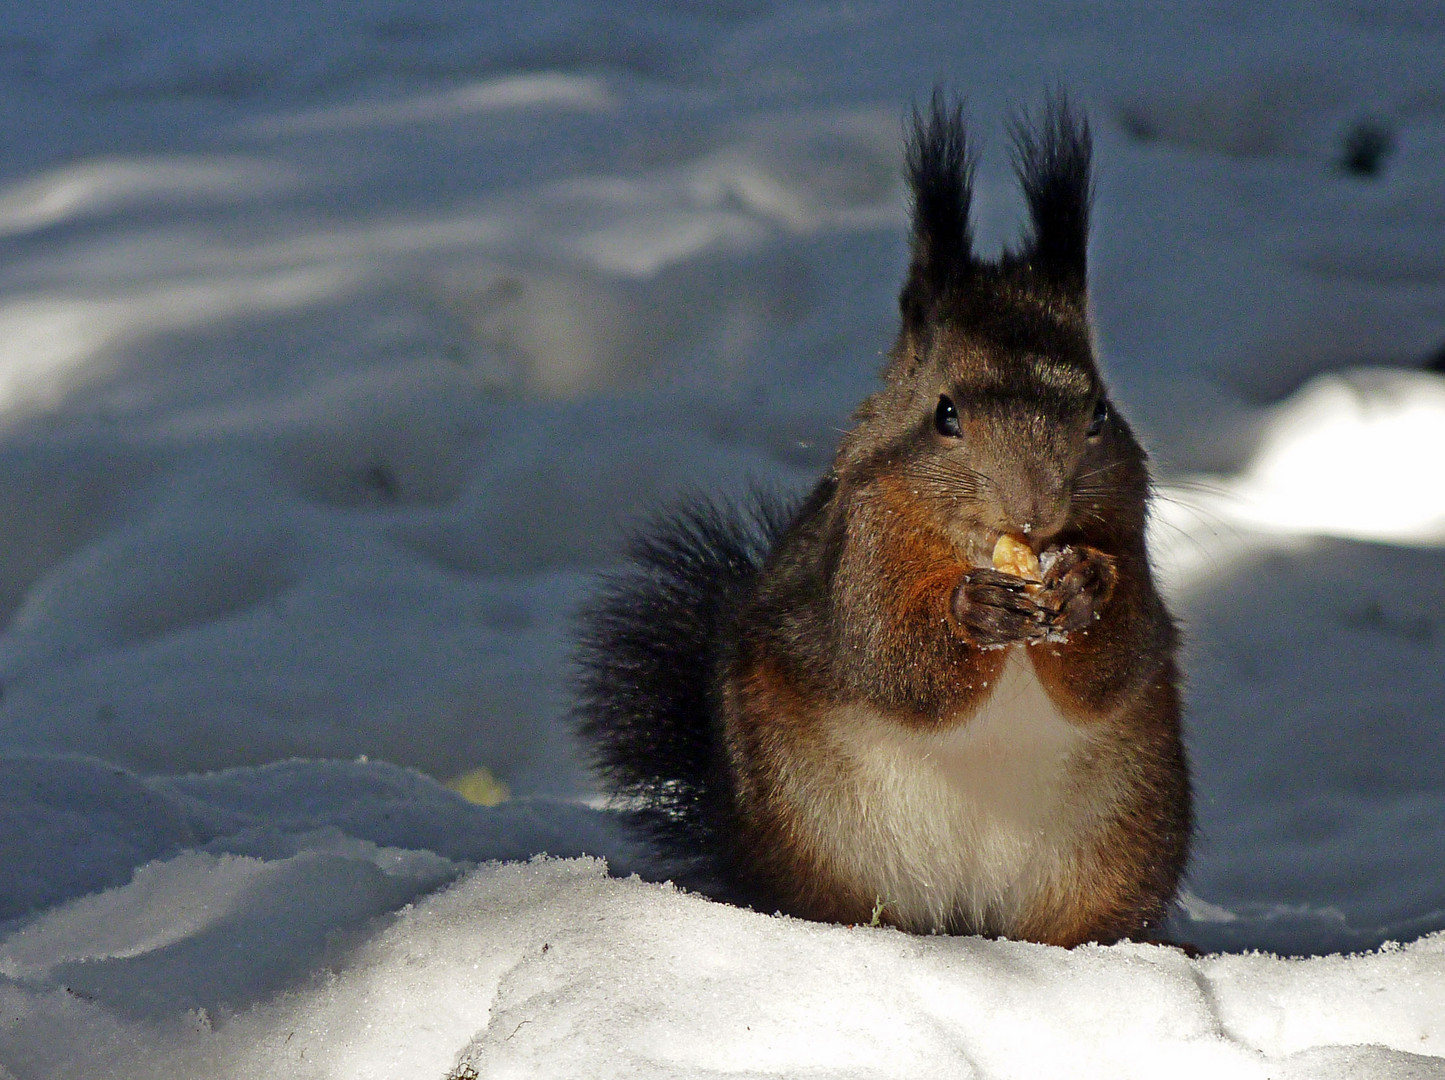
[1,1,1444,1076]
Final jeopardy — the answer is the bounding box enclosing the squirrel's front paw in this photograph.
[1036,545,1118,634]
[952,568,1049,647]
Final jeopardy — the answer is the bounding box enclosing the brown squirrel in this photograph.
[576,93,1191,947]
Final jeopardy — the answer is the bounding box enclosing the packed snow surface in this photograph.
[2,1,1445,1076]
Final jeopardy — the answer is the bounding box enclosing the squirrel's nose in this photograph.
[1010,480,1071,543]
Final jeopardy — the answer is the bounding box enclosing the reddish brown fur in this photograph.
[724,536,1186,943]
[831,469,1012,722]
[1013,669,1190,945]
[720,656,871,924]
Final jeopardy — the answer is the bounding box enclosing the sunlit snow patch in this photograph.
[1152,368,1445,592]
[255,73,618,136]
[1229,369,1445,543]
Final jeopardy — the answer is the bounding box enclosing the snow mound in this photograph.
[3,858,1441,1079]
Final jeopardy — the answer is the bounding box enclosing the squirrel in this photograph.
[575,93,1191,948]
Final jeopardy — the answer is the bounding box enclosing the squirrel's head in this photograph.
[836,92,1150,564]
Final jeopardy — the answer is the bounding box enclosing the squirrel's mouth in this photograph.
[952,528,1004,571]
[955,527,1058,573]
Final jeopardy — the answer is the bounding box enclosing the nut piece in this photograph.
[992,533,1042,583]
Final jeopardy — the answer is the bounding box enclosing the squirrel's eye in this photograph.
[934,395,962,438]
[1086,397,1109,438]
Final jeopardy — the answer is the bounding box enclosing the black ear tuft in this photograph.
[1011,93,1093,293]
[903,91,976,321]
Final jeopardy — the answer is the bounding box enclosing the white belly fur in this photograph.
[795,648,1117,935]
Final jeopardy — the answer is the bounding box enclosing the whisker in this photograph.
[909,457,999,494]
[1069,505,1111,532]
[1144,487,1252,576]
[1160,477,1235,500]
[1073,460,1127,485]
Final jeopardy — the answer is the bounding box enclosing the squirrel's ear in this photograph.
[901,91,976,327]
[1011,93,1093,295]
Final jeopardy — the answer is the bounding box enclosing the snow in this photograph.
[4,858,1443,1078]
[1,0,1444,1076]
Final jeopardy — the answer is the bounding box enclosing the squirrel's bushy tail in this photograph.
[574,492,793,868]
